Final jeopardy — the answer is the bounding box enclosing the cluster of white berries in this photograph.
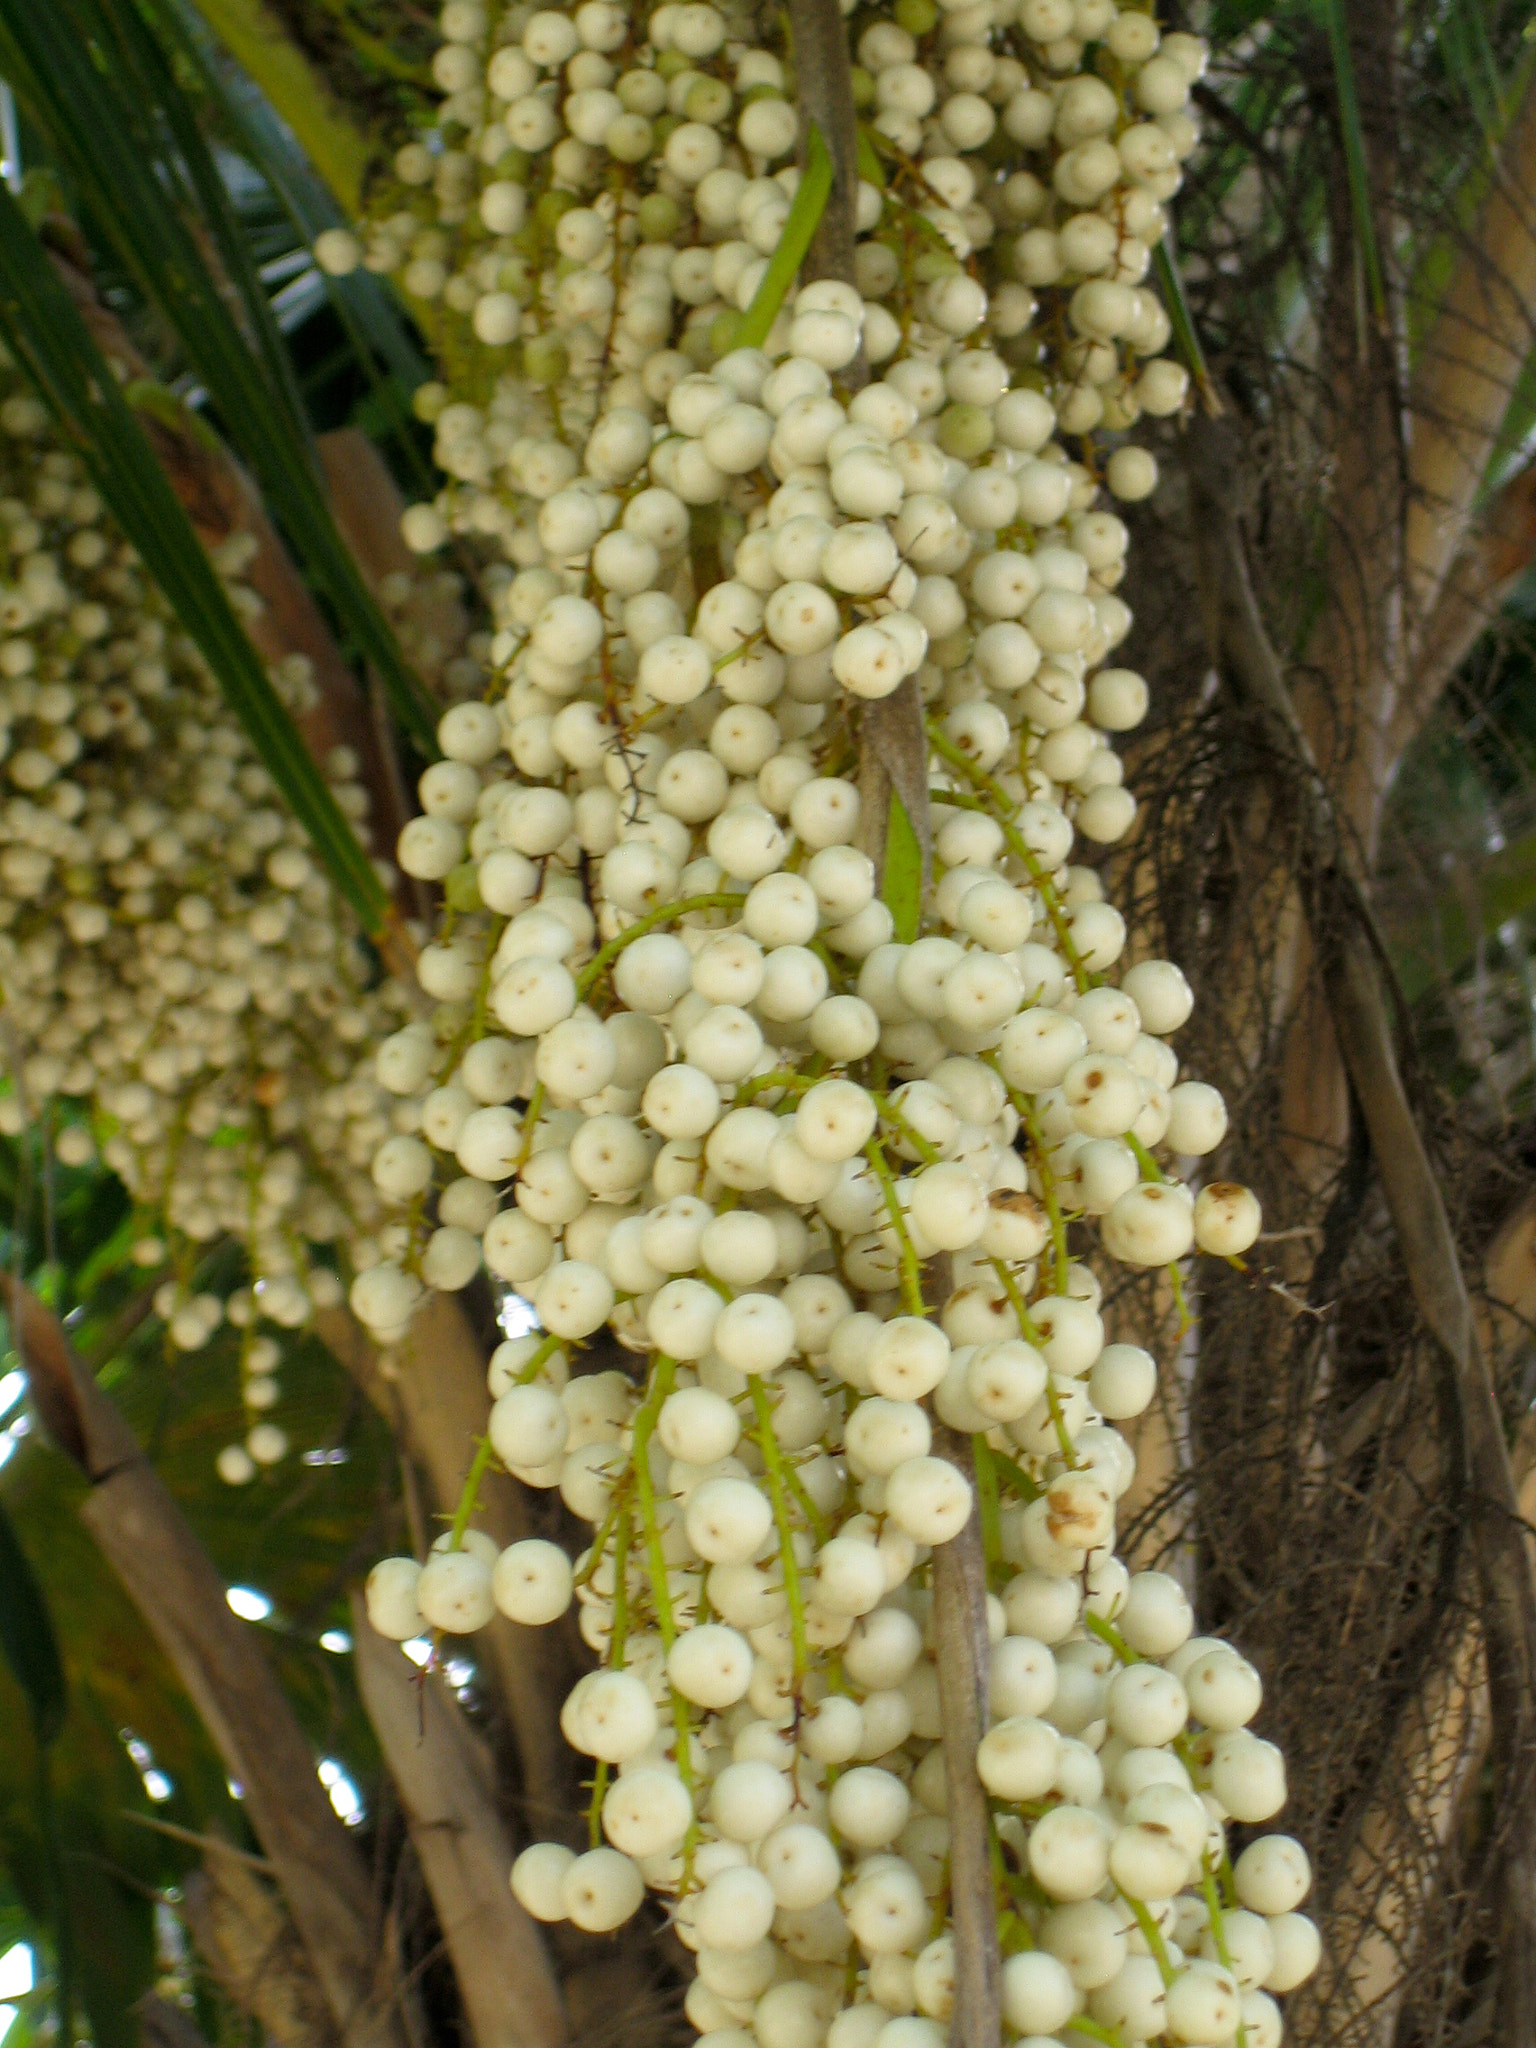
[351,0,1315,2038]
[0,372,416,1481]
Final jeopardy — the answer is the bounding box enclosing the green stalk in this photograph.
[448,1439,495,1551]
[862,1138,927,1318]
[925,742,1094,990]
[176,0,375,216]
[446,1332,564,1548]
[631,1355,679,1645]
[1015,1093,1071,1295]
[987,1255,1044,1346]
[1152,236,1222,416]
[1118,1891,1177,1989]
[576,893,748,1003]
[779,1450,831,1547]
[987,1446,1042,1505]
[734,1068,817,1104]
[514,1082,547,1171]
[1041,1376,1080,1470]
[749,1376,810,1690]
[1083,1612,1141,1665]
[1127,1134,1165,1184]
[971,1435,1001,1568]
[609,1507,633,1669]
[1063,2020,1131,2048]
[1199,1856,1251,2048]
[1320,0,1389,331]
[872,1092,943,1166]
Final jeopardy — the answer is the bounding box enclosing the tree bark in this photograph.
[1405,68,1536,644]
[3,1275,406,2048]
[784,0,861,294]
[1387,453,1536,771]
[1188,438,1536,2046]
[318,1298,580,1819]
[351,1602,567,2048]
[929,1430,1001,2048]
[182,1843,340,2048]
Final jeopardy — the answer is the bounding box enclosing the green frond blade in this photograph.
[0,1500,66,1747]
[168,0,433,397]
[1153,236,1221,415]
[735,124,835,351]
[882,793,923,945]
[104,0,316,463]
[0,0,441,755]
[1320,0,1388,328]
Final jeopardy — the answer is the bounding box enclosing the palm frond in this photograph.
[166,1,433,398]
[1319,0,1389,331]
[0,0,440,754]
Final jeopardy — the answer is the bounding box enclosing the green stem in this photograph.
[1119,1891,1177,1989]
[1200,1856,1251,2048]
[1064,2020,1132,2048]
[576,893,747,1003]
[987,1824,1013,1926]
[749,1376,810,1691]
[1168,1257,1193,1335]
[587,1760,609,1848]
[988,1254,1044,1345]
[925,736,1094,992]
[1151,236,1221,418]
[515,1080,547,1170]
[872,1091,943,1165]
[629,1354,702,1877]
[988,1446,1043,1504]
[518,1331,565,1383]
[1127,1133,1164,1183]
[1018,1096,1071,1296]
[863,1138,927,1317]
[734,1067,817,1104]
[631,1356,679,1645]
[735,123,834,349]
[1084,1612,1141,1664]
[780,1450,831,1546]
[609,1506,633,1668]
[1042,1375,1081,1470]
[448,1437,495,1551]
[575,1479,632,1589]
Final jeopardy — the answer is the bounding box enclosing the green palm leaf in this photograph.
[165,0,439,495]
[1319,0,1388,331]
[0,0,440,755]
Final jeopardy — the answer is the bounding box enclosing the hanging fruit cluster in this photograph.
[0,369,416,1478]
[342,0,1318,2038]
